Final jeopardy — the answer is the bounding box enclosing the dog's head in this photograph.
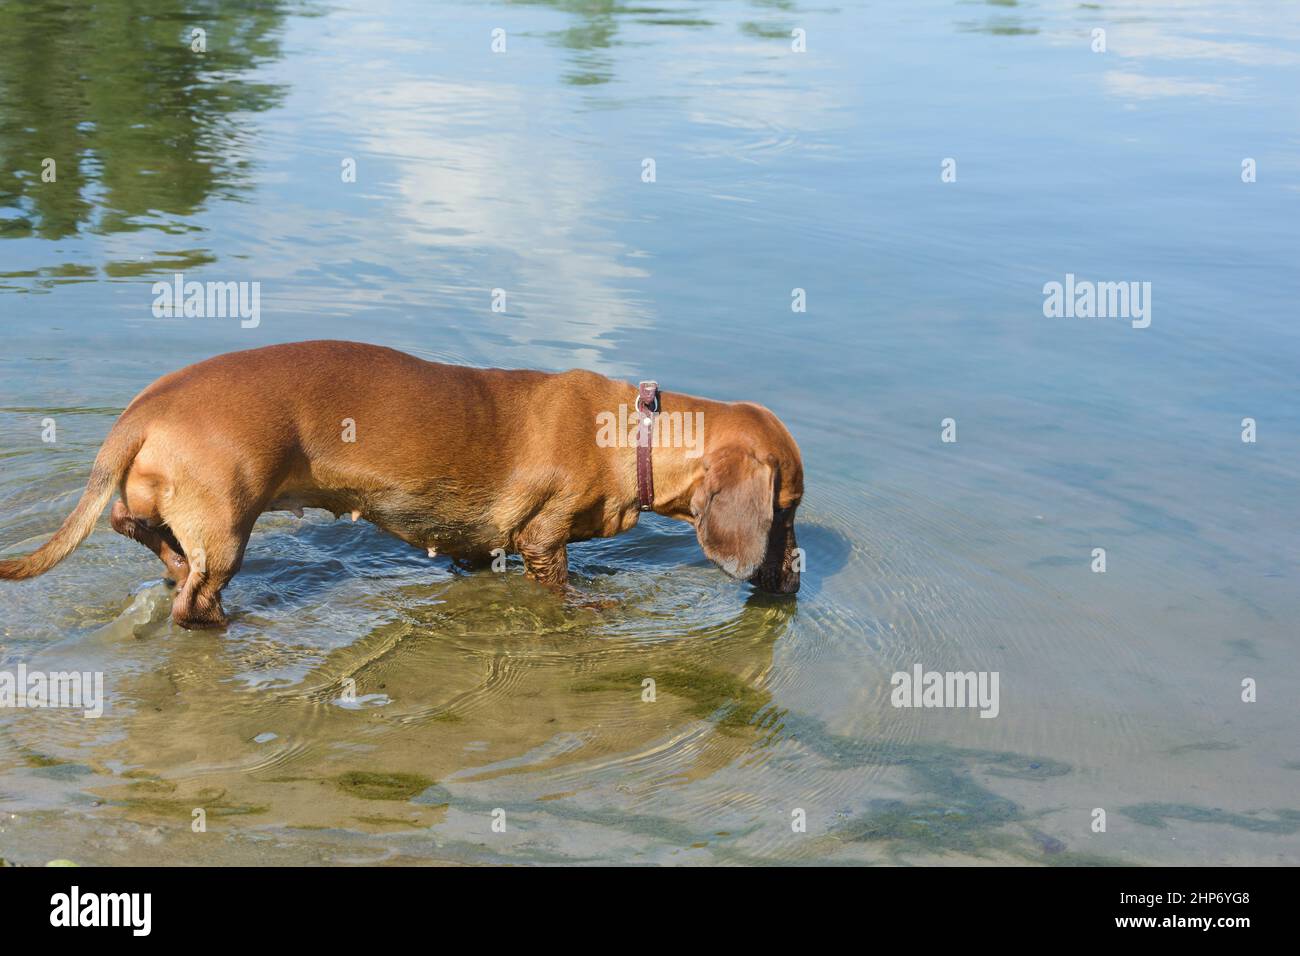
[690,405,803,595]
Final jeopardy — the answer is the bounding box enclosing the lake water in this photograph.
[1,0,1297,865]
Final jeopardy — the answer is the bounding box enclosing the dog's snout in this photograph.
[751,564,799,594]
[750,521,800,595]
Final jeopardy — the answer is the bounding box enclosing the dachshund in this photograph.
[0,341,803,628]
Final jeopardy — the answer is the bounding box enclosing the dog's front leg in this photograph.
[520,544,614,609]
[520,542,568,589]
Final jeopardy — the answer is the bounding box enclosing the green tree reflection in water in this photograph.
[0,0,296,241]
[504,0,806,87]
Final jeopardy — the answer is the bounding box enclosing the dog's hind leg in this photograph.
[110,500,190,585]
[168,525,250,630]
[164,495,257,631]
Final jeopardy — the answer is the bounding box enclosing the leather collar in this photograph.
[635,381,659,512]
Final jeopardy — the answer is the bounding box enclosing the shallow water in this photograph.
[1,0,1298,865]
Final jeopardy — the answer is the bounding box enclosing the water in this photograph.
[1,0,1297,865]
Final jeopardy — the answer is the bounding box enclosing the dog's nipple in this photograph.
[292,507,304,518]
[351,510,361,522]
[427,547,437,558]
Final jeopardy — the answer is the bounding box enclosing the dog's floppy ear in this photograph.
[691,448,774,580]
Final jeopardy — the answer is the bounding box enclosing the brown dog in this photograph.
[0,341,803,628]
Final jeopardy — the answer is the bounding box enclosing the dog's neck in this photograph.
[645,440,705,524]
[628,390,727,526]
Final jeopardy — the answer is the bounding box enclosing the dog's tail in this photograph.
[0,417,145,581]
